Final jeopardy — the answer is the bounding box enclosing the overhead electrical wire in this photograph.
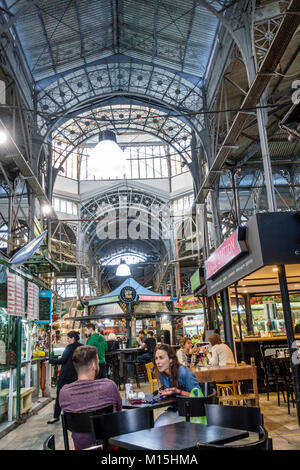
[0,101,287,123]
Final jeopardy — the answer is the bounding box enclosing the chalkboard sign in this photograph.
[38,290,52,324]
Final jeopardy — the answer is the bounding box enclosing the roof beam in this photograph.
[182,1,196,71]
[35,4,58,74]
[0,0,37,34]
[151,0,160,62]
[195,0,300,203]
[111,0,119,54]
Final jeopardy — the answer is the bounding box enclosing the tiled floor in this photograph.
[0,383,299,450]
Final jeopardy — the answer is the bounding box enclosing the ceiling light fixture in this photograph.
[0,131,7,144]
[116,259,131,277]
[41,204,52,215]
[89,130,128,179]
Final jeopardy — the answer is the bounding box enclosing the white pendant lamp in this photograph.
[116,259,131,276]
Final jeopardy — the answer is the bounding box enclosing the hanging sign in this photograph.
[205,226,248,280]
[27,282,39,320]
[119,286,137,304]
[38,290,52,323]
[7,273,25,317]
[138,295,171,302]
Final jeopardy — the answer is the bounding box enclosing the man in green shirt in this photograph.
[84,323,107,378]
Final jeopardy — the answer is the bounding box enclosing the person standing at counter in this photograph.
[106,332,119,352]
[47,330,82,424]
[84,323,107,378]
[203,333,235,366]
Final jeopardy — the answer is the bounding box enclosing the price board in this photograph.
[7,273,25,317]
[38,290,52,324]
[27,282,39,320]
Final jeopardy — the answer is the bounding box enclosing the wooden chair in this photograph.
[217,359,259,406]
[61,405,113,450]
[43,434,55,450]
[216,363,245,404]
[145,362,158,394]
[90,407,154,450]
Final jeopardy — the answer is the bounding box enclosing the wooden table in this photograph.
[190,358,259,406]
[108,421,249,450]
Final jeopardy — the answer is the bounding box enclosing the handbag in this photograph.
[185,387,207,425]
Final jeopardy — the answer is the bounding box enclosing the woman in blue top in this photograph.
[153,344,201,426]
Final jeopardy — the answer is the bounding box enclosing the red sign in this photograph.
[139,295,171,302]
[205,227,247,280]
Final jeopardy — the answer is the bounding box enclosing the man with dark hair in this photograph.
[137,331,156,364]
[59,345,122,450]
[84,322,107,378]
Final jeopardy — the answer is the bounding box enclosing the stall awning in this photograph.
[88,277,173,306]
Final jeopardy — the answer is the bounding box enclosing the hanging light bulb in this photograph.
[116,259,131,276]
[88,130,128,180]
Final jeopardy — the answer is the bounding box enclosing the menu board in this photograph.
[7,273,25,317]
[27,282,39,320]
[0,265,7,307]
[39,290,52,323]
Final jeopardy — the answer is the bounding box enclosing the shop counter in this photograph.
[235,335,300,343]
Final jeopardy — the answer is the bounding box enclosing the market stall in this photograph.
[204,211,300,423]
[0,255,53,427]
[87,277,174,345]
[175,295,205,344]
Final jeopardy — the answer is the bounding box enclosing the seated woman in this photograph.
[153,344,201,427]
[176,337,200,367]
[203,333,235,366]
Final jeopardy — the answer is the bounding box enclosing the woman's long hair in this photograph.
[154,344,180,388]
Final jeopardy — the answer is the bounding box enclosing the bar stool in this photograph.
[122,359,141,388]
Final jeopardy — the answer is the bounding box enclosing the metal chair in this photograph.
[43,434,55,450]
[205,403,263,432]
[197,431,270,450]
[275,357,295,414]
[176,390,217,422]
[261,355,286,404]
[61,405,113,450]
[90,407,154,450]
[204,403,273,450]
